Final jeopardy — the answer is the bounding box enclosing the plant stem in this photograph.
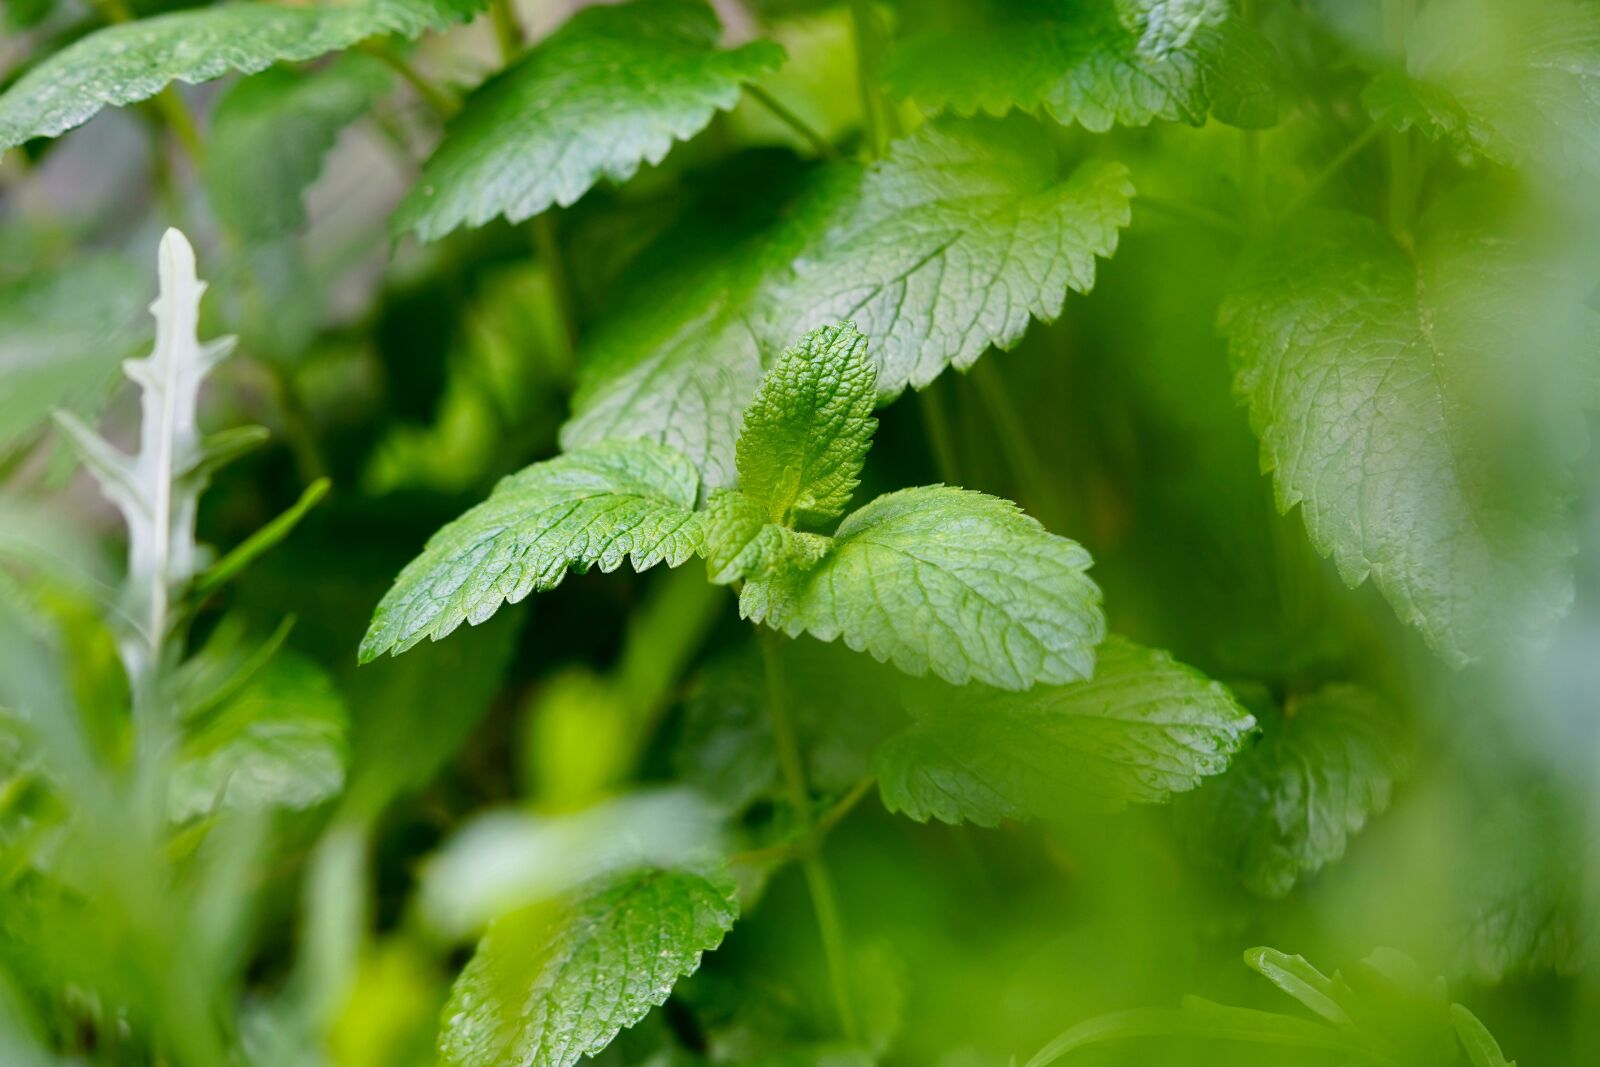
[1136,193,1241,237]
[728,775,875,866]
[760,629,860,1042]
[1282,123,1382,219]
[1237,0,1262,233]
[850,0,887,157]
[744,83,838,159]
[361,42,461,120]
[531,211,578,365]
[489,0,524,64]
[917,381,962,486]
[1383,0,1416,242]
[971,360,1069,529]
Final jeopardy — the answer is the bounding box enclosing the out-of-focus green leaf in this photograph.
[0,0,480,150]
[438,867,738,1067]
[207,56,392,241]
[886,0,1277,131]
[876,637,1254,825]
[0,253,146,453]
[395,0,783,241]
[1220,209,1592,665]
[170,649,349,821]
[1363,0,1600,175]
[1177,684,1407,898]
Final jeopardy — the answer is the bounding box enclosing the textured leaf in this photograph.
[206,56,392,241]
[0,253,146,453]
[1219,210,1587,665]
[438,867,738,1067]
[885,0,1277,132]
[1363,0,1600,175]
[766,120,1133,397]
[563,119,1134,485]
[735,322,876,526]
[1176,685,1407,898]
[1119,0,1232,55]
[743,486,1105,690]
[701,490,827,586]
[169,651,349,822]
[1453,791,1597,983]
[361,440,704,660]
[0,0,476,151]
[395,0,783,241]
[876,637,1254,826]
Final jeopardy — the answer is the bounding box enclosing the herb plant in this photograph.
[1,0,1597,1065]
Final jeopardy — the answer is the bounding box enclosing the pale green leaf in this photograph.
[207,56,392,241]
[1219,210,1588,665]
[885,0,1277,132]
[1119,0,1232,55]
[764,120,1135,397]
[735,322,876,526]
[0,254,146,453]
[438,867,738,1067]
[876,637,1253,826]
[169,650,349,821]
[562,118,1134,486]
[1363,0,1600,175]
[1244,948,1358,1029]
[395,0,783,241]
[1176,684,1407,898]
[1452,1004,1517,1067]
[0,0,476,151]
[743,486,1105,690]
[361,440,704,660]
[701,489,827,586]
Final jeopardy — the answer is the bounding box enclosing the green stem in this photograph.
[489,0,524,64]
[361,42,460,120]
[531,211,578,369]
[761,630,860,1042]
[1282,123,1382,219]
[917,382,962,486]
[1237,0,1261,233]
[1384,0,1415,241]
[744,83,838,159]
[849,0,887,157]
[971,360,1069,529]
[728,774,875,866]
[1136,193,1241,237]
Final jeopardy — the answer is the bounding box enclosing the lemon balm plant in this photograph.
[0,0,1596,1064]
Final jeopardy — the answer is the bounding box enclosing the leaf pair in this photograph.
[364,321,1107,692]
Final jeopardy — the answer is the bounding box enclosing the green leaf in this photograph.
[360,440,705,661]
[885,0,1277,132]
[438,867,739,1067]
[701,490,828,586]
[735,322,876,526]
[875,637,1253,826]
[1118,0,1232,55]
[169,650,349,822]
[206,56,392,241]
[743,486,1105,690]
[1243,948,1357,1029]
[1219,210,1588,666]
[765,120,1134,398]
[1176,684,1407,898]
[395,0,783,241]
[1362,0,1600,175]
[563,119,1133,486]
[0,253,147,454]
[0,0,476,151]
[1452,1004,1517,1067]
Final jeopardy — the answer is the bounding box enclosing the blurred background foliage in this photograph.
[1,0,1598,1065]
